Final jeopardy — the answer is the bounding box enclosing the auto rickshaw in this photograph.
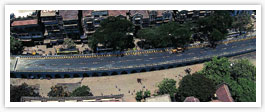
[169,47,184,54]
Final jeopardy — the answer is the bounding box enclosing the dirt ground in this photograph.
[10,52,256,102]
[10,63,203,102]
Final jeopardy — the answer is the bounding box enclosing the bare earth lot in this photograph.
[10,52,256,102]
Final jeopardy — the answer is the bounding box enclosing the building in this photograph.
[40,10,64,45]
[21,94,124,102]
[214,83,234,102]
[91,10,108,28]
[184,96,200,102]
[129,10,150,28]
[11,10,37,19]
[108,10,129,19]
[11,18,44,45]
[145,94,171,102]
[81,10,94,43]
[59,10,82,42]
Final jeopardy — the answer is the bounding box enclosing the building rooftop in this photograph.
[156,10,164,17]
[11,10,36,18]
[215,83,234,102]
[82,10,93,17]
[40,10,57,17]
[130,10,149,18]
[184,96,200,102]
[21,94,124,102]
[108,10,128,17]
[59,10,79,20]
[145,94,171,102]
[11,19,38,26]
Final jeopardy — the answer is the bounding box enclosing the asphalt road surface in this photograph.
[12,38,256,72]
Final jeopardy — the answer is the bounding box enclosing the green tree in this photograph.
[137,22,192,49]
[88,16,134,52]
[202,56,232,85]
[10,36,23,55]
[201,57,256,102]
[135,90,151,102]
[10,83,40,102]
[196,10,233,47]
[63,38,76,49]
[232,12,253,35]
[229,59,256,102]
[47,85,70,97]
[70,85,93,97]
[230,59,256,81]
[157,78,177,98]
[177,73,216,102]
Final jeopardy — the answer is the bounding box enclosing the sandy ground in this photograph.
[10,63,203,102]
[10,52,256,102]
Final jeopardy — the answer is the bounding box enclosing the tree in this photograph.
[202,56,232,85]
[177,73,216,102]
[10,83,40,102]
[230,59,256,81]
[229,59,256,102]
[157,78,177,98]
[232,12,253,35]
[10,36,23,55]
[47,85,70,97]
[135,90,151,102]
[70,85,93,97]
[201,57,256,102]
[137,22,192,49]
[88,16,134,52]
[63,38,76,49]
[196,10,233,47]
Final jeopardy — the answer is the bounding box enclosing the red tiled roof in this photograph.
[130,10,149,18]
[108,10,128,17]
[83,10,93,17]
[184,96,200,102]
[59,10,79,20]
[215,84,234,102]
[11,19,38,26]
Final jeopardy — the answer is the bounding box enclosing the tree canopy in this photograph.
[157,78,177,98]
[10,36,23,55]
[88,16,134,52]
[177,73,216,102]
[137,22,192,49]
[201,57,256,102]
[232,12,253,35]
[70,85,93,97]
[63,38,76,49]
[10,83,40,102]
[195,10,233,47]
[135,90,151,102]
[47,85,70,97]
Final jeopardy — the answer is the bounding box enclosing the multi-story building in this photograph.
[40,10,64,44]
[91,10,108,28]
[59,10,82,42]
[81,10,94,43]
[148,10,174,26]
[108,10,128,19]
[11,18,44,45]
[129,10,150,28]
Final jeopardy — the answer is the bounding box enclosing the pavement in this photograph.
[12,37,256,73]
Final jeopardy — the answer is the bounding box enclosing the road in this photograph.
[12,37,256,73]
